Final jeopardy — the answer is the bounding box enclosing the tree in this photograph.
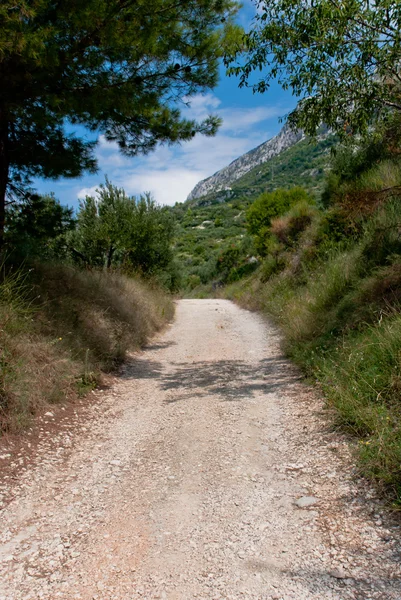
[6,193,75,259]
[71,179,175,274]
[0,0,241,248]
[82,179,135,269]
[226,0,401,136]
[123,192,175,274]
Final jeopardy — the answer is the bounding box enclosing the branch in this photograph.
[68,245,89,264]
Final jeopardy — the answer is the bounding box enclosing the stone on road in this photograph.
[0,299,400,599]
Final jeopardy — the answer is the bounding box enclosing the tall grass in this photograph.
[317,316,401,498]
[225,198,401,501]
[0,264,174,433]
[31,264,173,370]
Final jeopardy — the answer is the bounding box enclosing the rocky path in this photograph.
[0,299,401,600]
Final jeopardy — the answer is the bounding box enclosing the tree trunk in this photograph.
[69,246,89,264]
[0,109,9,254]
[106,244,115,269]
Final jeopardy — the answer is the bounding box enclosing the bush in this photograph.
[6,193,75,261]
[260,253,283,282]
[271,200,318,247]
[247,187,314,254]
[187,274,201,290]
[69,179,175,276]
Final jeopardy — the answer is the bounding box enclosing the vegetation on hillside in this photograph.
[172,135,335,292]
[220,114,401,502]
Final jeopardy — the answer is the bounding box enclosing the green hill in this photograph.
[171,135,336,290]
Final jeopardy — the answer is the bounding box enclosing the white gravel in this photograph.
[0,299,400,599]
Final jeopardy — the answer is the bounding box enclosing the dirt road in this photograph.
[0,299,401,599]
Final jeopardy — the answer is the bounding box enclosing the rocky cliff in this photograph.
[187,123,304,201]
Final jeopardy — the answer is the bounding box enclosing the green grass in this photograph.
[317,316,401,498]
[224,198,401,502]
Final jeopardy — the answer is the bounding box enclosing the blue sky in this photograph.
[34,1,297,209]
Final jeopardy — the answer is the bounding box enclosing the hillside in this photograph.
[187,123,304,200]
[172,133,336,289]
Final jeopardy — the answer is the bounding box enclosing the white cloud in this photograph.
[182,93,221,120]
[219,105,284,133]
[121,169,207,206]
[77,185,98,199]
[73,93,286,206]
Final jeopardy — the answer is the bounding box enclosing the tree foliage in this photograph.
[70,179,175,274]
[6,193,75,259]
[226,0,401,136]
[0,0,240,244]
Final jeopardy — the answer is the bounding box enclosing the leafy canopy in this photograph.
[70,179,175,274]
[225,0,401,136]
[6,193,74,259]
[1,0,240,199]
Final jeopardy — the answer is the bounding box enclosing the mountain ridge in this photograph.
[187,123,304,201]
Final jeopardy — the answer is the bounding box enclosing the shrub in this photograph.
[70,179,175,275]
[271,200,318,247]
[187,274,201,290]
[260,253,284,282]
[247,187,314,254]
[6,193,75,261]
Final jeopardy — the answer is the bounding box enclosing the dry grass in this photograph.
[32,264,174,369]
[0,264,174,433]
[270,200,318,247]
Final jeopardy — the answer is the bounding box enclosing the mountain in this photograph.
[187,123,304,201]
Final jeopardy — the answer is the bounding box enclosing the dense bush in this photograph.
[5,179,178,292]
[6,193,75,260]
[270,200,318,247]
[246,187,314,254]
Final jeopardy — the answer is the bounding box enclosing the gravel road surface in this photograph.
[0,299,401,599]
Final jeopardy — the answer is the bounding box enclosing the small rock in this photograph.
[295,496,318,508]
[329,567,347,579]
[2,554,14,563]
